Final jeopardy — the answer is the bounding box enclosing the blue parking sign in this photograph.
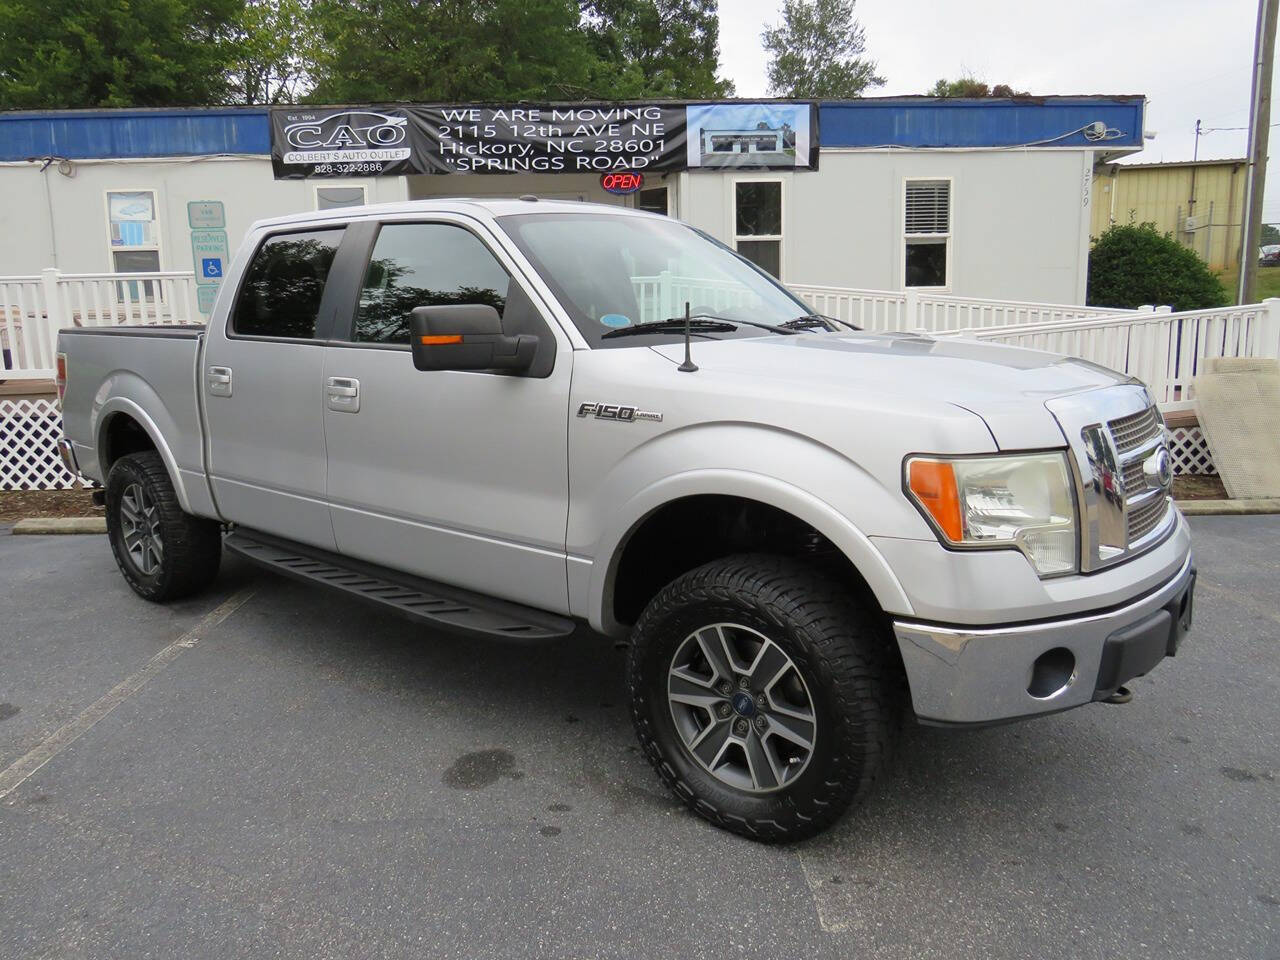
[201,257,223,279]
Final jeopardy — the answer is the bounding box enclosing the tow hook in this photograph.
[1102,685,1134,704]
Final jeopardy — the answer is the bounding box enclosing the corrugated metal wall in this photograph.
[1091,160,1245,271]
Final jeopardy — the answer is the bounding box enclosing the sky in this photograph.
[717,0,1280,221]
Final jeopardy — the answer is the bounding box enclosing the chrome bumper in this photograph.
[57,437,81,477]
[894,556,1195,725]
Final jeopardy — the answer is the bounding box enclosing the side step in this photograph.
[224,529,575,642]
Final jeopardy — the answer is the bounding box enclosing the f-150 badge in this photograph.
[577,401,663,423]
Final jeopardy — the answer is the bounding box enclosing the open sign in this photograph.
[600,171,645,195]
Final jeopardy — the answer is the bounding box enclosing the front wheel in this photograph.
[627,554,901,842]
[105,451,221,602]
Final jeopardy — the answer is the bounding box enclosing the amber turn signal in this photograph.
[419,334,463,345]
[907,459,963,542]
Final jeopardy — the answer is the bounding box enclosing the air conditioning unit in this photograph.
[1183,215,1205,232]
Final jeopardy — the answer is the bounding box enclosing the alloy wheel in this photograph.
[667,622,817,793]
[119,482,164,576]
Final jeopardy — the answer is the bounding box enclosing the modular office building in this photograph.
[0,96,1146,312]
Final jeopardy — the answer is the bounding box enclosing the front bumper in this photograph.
[893,556,1195,725]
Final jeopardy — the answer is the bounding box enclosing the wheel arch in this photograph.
[585,470,913,637]
[95,398,194,514]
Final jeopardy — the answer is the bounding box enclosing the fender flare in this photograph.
[95,396,194,514]
[584,468,915,636]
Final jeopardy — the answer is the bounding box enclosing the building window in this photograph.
[315,185,367,210]
[637,186,668,216]
[904,179,951,288]
[106,190,161,300]
[734,180,782,278]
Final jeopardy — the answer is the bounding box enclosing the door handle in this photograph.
[326,376,360,413]
[207,366,232,397]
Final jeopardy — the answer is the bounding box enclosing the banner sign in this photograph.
[269,102,818,179]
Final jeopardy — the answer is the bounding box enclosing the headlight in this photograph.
[905,452,1078,576]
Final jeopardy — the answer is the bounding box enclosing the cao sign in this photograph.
[600,171,645,195]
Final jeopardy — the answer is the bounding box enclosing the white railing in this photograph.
[787,283,1136,332]
[938,300,1280,410]
[632,272,762,324]
[0,268,200,380]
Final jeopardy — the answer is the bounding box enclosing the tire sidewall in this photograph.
[631,585,853,827]
[105,456,172,600]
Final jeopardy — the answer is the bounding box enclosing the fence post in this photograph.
[38,267,65,372]
[1261,298,1280,358]
[904,287,920,331]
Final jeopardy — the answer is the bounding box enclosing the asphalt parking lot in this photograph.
[1,516,1276,960]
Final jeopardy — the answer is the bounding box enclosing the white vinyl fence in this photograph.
[936,299,1280,411]
[2,265,1272,488]
[789,284,1136,333]
[1,268,200,380]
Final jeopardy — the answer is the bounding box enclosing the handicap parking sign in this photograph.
[201,257,223,279]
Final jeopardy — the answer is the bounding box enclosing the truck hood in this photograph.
[651,331,1131,449]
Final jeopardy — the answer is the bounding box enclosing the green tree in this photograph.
[761,0,884,99]
[307,0,600,103]
[228,0,315,104]
[928,75,1028,98]
[1261,223,1280,246]
[0,0,243,108]
[1087,223,1228,311]
[579,0,734,99]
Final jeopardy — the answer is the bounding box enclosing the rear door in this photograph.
[320,216,574,612]
[202,226,345,549]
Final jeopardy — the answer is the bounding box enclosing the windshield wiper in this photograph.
[600,316,738,339]
[781,313,862,332]
[600,312,804,340]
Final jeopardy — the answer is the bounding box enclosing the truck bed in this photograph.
[58,325,208,502]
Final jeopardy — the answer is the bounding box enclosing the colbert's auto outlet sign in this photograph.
[269,102,818,179]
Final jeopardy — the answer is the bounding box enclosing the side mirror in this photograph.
[409,304,538,373]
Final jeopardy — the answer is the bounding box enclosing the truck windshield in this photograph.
[496,211,812,348]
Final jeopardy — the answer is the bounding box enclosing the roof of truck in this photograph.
[249,197,641,232]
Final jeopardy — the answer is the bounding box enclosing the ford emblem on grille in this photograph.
[1143,446,1173,491]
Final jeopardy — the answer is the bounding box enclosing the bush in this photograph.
[1087,222,1228,311]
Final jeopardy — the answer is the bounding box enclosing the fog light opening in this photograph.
[1028,647,1076,699]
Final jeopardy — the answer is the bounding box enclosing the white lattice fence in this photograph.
[1169,425,1215,476]
[0,399,89,490]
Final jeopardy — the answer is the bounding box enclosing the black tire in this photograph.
[105,451,221,602]
[627,553,902,842]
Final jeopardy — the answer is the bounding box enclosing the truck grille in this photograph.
[1107,406,1170,545]
[1109,406,1162,454]
[1127,493,1168,541]
[1047,385,1177,572]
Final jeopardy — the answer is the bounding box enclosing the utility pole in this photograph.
[1194,118,1202,161]
[1238,0,1278,305]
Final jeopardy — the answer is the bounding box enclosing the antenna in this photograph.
[677,300,699,373]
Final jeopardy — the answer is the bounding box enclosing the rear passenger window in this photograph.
[355,223,510,344]
[232,229,344,339]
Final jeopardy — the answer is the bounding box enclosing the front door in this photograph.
[321,218,573,613]
[203,226,345,550]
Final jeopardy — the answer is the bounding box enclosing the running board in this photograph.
[224,530,575,642]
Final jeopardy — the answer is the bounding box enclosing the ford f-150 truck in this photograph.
[57,199,1194,841]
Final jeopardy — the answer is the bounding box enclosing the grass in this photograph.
[1214,264,1280,303]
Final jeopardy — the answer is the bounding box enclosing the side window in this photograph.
[232,228,344,339]
[355,223,511,344]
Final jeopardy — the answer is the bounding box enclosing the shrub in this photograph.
[1086,222,1228,311]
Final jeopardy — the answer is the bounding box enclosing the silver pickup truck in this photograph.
[57,199,1194,841]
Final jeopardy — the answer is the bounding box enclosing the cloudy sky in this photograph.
[718,0,1280,221]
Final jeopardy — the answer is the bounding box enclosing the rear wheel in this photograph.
[105,451,221,601]
[627,553,901,842]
